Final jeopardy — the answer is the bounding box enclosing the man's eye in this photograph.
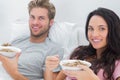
[39,17,45,20]
[30,16,34,20]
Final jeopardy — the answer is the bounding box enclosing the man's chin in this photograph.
[31,34,41,38]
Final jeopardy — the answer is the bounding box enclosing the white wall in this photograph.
[51,0,120,25]
[0,0,120,44]
[0,0,30,44]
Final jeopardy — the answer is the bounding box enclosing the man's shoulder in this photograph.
[11,35,30,45]
[47,38,63,49]
[46,38,64,54]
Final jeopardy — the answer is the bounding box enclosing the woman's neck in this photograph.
[96,47,106,59]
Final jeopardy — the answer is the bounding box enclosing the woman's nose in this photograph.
[92,30,99,37]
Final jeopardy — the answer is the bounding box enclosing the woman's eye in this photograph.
[100,27,105,31]
[88,27,93,31]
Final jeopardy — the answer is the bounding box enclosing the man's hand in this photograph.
[0,53,20,78]
[45,55,60,71]
[44,55,60,80]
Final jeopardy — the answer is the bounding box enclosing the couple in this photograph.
[0,0,120,80]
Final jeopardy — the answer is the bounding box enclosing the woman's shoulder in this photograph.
[113,60,120,80]
[115,60,120,66]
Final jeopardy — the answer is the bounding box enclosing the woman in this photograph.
[46,7,120,80]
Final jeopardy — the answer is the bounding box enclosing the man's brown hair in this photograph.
[28,0,56,20]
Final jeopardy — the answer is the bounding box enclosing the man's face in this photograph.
[29,7,53,38]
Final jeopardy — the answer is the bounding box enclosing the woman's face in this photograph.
[87,15,108,50]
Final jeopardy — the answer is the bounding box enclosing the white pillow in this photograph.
[49,22,88,59]
[10,21,30,41]
[10,21,88,59]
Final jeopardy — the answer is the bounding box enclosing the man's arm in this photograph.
[10,72,29,80]
[44,68,59,80]
[44,55,60,80]
[0,54,29,80]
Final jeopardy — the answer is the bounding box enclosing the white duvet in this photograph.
[0,62,13,80]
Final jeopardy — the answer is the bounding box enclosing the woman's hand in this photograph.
[63,65,100,80]
[45,55,60,71]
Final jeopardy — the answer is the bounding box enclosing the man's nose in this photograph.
[33,19,39,24]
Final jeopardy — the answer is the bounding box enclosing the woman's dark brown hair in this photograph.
[70,7,120,80]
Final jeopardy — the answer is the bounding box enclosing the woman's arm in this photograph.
[63,65,100,80]
[117,77,120,80]
[56,70,66,80]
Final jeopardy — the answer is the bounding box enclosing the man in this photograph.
[0,0,64,80]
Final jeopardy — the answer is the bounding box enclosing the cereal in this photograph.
[62,60,86,67]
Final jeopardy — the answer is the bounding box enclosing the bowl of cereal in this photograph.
[60,60,91,70]
[0,46,21,58]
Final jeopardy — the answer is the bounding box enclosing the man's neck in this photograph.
[30,36,47,43]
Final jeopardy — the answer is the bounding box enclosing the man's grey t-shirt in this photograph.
[11,36,64,80]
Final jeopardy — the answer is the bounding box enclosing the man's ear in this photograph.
[49,19,54,27]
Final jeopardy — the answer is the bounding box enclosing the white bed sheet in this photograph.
[0,62,13,80]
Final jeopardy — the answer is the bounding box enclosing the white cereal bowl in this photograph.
[0,46,21,58]
[60,60,91,71]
